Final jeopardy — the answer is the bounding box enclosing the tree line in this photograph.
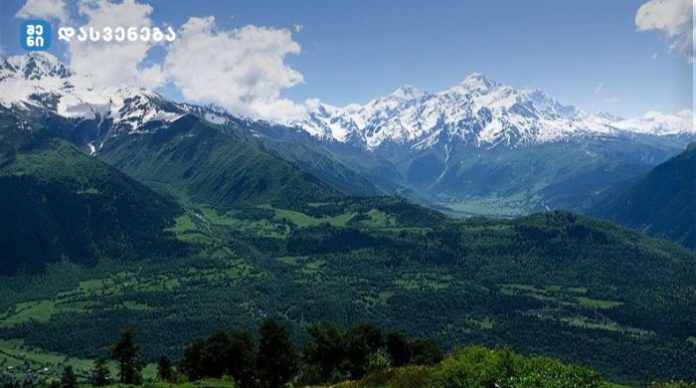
[48,318,441,388]
[7,318,695,388]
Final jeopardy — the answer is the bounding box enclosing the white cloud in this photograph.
[613,109,695,134]
[294,24,304,33]
[138,63,166,89]
[164,16,306,123]
[593,82,604,95]
[66,0,164,88]
[15,0,69,23]
[642,109,694,131]
[635,0,694,61]
[651,52,660,59]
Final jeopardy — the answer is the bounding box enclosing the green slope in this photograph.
[225,118,383,196]
[0,136,185,275]
[596,143,696,249]
[97,114,343,209]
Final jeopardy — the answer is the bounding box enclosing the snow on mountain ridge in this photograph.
[299,74,694,150]
[2,52,71,81]
[1,53,692,150]
[446,72,496,95]
[0,52,183,135]
[609,109,695,136]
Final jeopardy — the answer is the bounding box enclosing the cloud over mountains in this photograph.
[164,17,306,122]
[13,0,306,122]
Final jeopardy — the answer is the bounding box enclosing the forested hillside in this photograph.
[596,143,696,249]
[0,111,185,274]
[97,114,343,209]
[2,197,694,384]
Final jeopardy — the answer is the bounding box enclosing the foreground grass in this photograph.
[0,339,156,383]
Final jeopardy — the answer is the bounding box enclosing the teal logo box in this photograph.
[21,20,51,51]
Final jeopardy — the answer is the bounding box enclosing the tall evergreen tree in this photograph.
[257,318,298,388]
[91,358,110,386]
[59,366,77,388]
[202,331,232,378]
[157,354,174,382]
[226,330,257,388]
[302,321,346,383]
[180,337,206,381]
[111,328,143,384]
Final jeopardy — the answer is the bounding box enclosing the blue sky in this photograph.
[1,0,692,118]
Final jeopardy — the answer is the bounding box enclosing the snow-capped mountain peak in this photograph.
[1,52,71,81]
[297,73,695,150]
[1,54,692,153]
[389,85,428,101]
[448,72,496,95]
[0,53,183,135]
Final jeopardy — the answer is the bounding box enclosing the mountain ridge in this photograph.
[595,143,696,249]
[1,52,693,217]
[2,52,692,151]
[298,73,694,150]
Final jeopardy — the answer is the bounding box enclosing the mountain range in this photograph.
[295,73,694,215]
[2,52,693,218]
[299,73,693,148]
[1,52,695,385]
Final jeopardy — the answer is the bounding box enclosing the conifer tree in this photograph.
[91,358,110,386]
[111,328,143,384]
[59,366,77,388]
[257,318,298,388]
[157,354,174,382]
